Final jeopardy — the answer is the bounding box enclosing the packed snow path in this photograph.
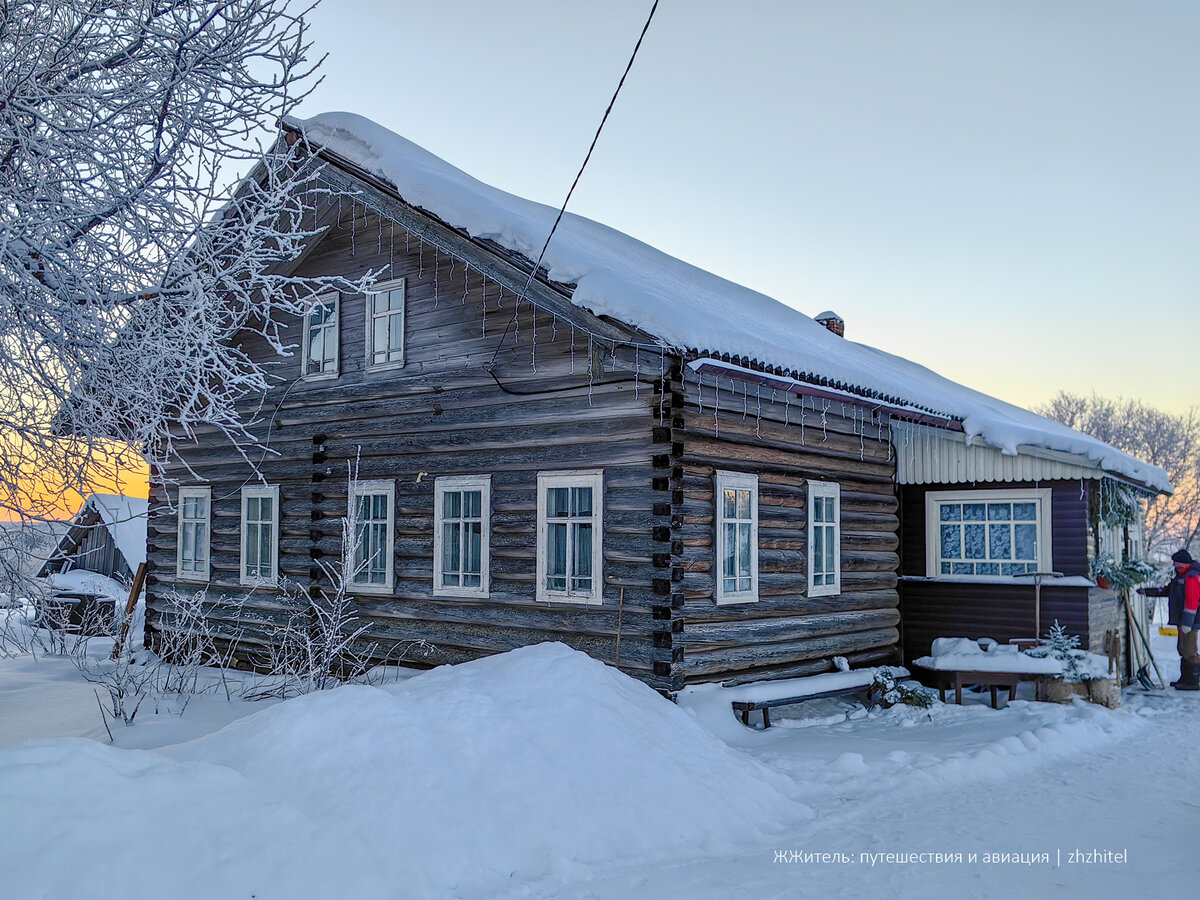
[0,630,1193,899]
[537,689,1195,899]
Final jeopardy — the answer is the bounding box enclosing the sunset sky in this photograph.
[32,1,1199,518]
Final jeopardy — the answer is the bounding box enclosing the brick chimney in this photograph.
[814,311,844,337]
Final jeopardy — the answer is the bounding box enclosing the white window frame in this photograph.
[240,484,280,586]
[434,475,491,598]
[365,277,406,371]
[807,480,841,597]
[301,292,340,379]
[715,470,759,604]
[347,480,395,594]
[536,470,603,606]
[925,488,1053,580]
[176,486,211,582]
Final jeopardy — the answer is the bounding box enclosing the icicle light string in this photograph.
[328,183,912,441]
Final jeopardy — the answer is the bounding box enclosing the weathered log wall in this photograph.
[146,193,679,688]
[665,366,901,685]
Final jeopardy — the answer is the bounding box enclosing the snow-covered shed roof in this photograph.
[39,494,148,577]
[289,112,1171,494]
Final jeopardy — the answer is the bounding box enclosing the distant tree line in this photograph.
[1038,392,1199,563]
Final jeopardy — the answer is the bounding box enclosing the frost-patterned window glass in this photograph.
[303,294,339,376]
[537,472,603,604]
[367,280,405,368]
[928,490,1050,578]
[808,481,841,597]
[241,486,279,585]
[349,482,393,591]
[715,471,758,603]
[177,487,210,580]
[434,476,490,597]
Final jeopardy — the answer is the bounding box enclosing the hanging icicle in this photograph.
[569,325,576,375]
[820,400,829,442]
[755,386,762,438]
[377,214,383,257]
[433,248,440,307]
[633,350,641,400]
[349,201,357,257]
[462,267,470,305]
[389,220,395,273]
[784,390,791,426]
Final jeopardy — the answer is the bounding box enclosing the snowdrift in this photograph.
[0,643,807,899]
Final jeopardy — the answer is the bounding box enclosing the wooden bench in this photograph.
[914,667,1021,709]
[731,685,872,729]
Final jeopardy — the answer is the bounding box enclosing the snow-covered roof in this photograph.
[289,112,1171,494]
[86,494,148,568]
[46,569,130,600]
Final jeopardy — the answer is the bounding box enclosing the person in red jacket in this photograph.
[1140,549,1200,691]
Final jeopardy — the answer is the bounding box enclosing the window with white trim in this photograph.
[348,480,394,592]
[808,480,841,597]
[536,471,603,605]
[715,470,758,604]
[926,488,1052,578]
[176,486,211,581]
[366,279,405,370]
[240,485,280,585]
[434,475,490,597]
[303,293,339,377]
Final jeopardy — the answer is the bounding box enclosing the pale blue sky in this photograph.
[298,0,1198,412]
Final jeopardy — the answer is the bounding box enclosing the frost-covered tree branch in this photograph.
[0,1,373,534]
[1038,391,1200,560]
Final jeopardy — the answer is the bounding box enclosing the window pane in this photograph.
[466,522,483,575]
[977,562,999,576]
[1012,503,1037,521]
[571,486,592,517]
[737,523,751,578]
[813,527,825,575]
[464,490,481,518]
[247,497,260,520]
[373,317,389,364]
[989,524,1012,560]
[1014,524,1038,560]
[245,523,259,573]
[573,522,593,579]
[389,314,403,353]
[723,524,736,578]
[444,522,460,574]
[181,525,194,564]
[723,489,737,520]
[940,525,960,559]
[546,487,569,518]
[939,503,961,522]
[259,523,272,575]
[824,525,836,574]
[736,489,750,520]
[962,503,986,522]
[941,562,951,574]
[260,497,272,520]
[952,562,975,575]
[547,522,567,578]
[1001,562,1027,576]
[964,524,986,559]
[987,503,1012,522]
[443,491,461,519]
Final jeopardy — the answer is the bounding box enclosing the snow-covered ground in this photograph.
[0,612,1194,899]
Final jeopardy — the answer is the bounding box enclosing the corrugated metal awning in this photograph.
[891,422,1104,485]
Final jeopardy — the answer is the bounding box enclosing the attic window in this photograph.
[303,293,339,378]
[366,278,405,370]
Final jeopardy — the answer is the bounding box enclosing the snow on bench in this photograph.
[912,637,1113,708]
[725,666,910,729]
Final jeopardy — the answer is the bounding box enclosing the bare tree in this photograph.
[1038,391,1200,558]
[0,2,372,563]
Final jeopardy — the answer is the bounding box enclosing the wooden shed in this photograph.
[140,113,1169,694]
